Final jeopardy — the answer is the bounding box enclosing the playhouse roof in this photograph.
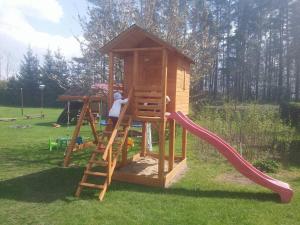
[100,24,194,63]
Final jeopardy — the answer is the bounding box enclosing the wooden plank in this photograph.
[121,136,128,166]
[182,128,187,159]
[108,52,114,109]
[113,47,163,52]
[84,171,107,176]
[133,51,138,87]
[98,182,108,201]
[134,92,162,98]
[86,105,99,144]
[135,104,161,110]
[164,158,187,187]
[133,116,161,122]
[136,110,161,117]
[112,172,161,187]
[168,119,175,172]
[158,48,168,184]
[135,97,162,104]
[135,85,162,92]
[107,145,112,184]
[80,182,104,189]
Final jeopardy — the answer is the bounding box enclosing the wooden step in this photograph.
[79,182,104,189]
[89,160,108,166]
[93,149,105,154]
[103,131,125,136]
[84,171,107,177]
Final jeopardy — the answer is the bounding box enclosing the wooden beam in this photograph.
[133,50,138,87]
[141,122,147,157]
[108,52,114,109]
[107,145,112,184]
[86,104,99,144]
[161,48,168,117]
[168,119,175,172]
[182,128,187,159]
[158,48,168,184]
[112,47,163,52]
[121,136,128,166]
[112,172,161,187]
[164,158,187,188]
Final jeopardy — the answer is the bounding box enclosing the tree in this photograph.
[40,49,67,106]
[17,47,41,106]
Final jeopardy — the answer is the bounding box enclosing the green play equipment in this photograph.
[49,138,58,151]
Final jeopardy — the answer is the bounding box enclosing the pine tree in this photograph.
[17,47,41,106]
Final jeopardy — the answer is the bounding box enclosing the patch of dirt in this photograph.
[216,171,255,185]
[117,156,165,176]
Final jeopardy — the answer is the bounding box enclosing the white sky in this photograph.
[0,0,87,79]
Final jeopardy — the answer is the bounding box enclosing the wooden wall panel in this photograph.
[175,57,190,114]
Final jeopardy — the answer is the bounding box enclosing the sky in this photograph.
[0,0,89,79]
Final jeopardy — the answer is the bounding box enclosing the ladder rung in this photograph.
[103,131,125,135]
[93,149,105,154]
[85,171,107,176]
[80,182,104,189]
[89,160,108,166]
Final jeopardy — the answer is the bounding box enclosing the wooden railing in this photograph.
[102,88,133,161]
[134,85,162,118]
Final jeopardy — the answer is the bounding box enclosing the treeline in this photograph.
[0,48,94,107]
[81,0,300,103]
[1,0,299,107]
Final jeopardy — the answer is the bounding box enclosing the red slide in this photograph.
[168,111,293,203]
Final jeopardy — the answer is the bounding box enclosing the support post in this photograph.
[108,52,114,109]
[141,122,146,157]
[168,119,175,171]
[108,145,112,184]
[122,136,128,166]
[158,48,168,184]
[182,128,187,159]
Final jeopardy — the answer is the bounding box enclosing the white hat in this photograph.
[114,92,122,100]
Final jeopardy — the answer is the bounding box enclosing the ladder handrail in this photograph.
[102,88,133,160]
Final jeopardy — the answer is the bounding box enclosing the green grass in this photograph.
[0,105,300,225]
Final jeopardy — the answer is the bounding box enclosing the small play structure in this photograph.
[62,25,293,203]
[56,101,83,125]
[58,95,102,156]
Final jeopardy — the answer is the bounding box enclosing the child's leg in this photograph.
[109,116,118,128]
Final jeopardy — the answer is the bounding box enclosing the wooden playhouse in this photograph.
[64,25,193,200]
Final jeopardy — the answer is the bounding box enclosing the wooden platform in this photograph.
[113,155,187,187]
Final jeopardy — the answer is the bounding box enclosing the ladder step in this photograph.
[80,182,104,189]
[103,131,125,135]
[93,149,105,154]
[85,171,107,176]
[89,160,108,166]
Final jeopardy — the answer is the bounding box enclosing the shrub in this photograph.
[192,103,296,163]
[280,102,300,130]
[253,159,279,173]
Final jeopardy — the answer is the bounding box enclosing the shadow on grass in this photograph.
[109,182,280,203]
[0,167,280,204]
[0,167,83,203]
[34,122,57,127]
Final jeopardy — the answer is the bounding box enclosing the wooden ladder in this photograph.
[75,90,132,201]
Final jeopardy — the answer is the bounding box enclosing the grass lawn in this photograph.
[0,106,299,225]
